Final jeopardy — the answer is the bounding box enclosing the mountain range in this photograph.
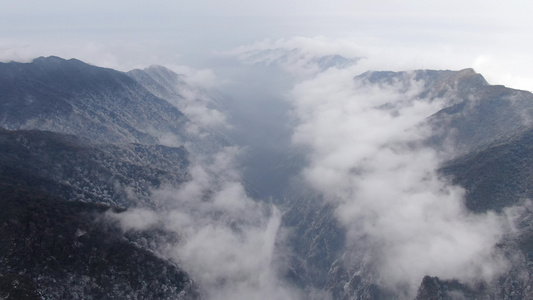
[2,56,533,299]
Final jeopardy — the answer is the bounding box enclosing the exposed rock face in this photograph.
[0,128,189,207]
[280,69,533,299]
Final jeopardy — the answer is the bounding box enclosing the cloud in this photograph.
[138,64,228,131]
[3,0,533,92]
[224,36,364,61]
[288,64,511,297]
[107,146,300,299]
[110,208,159,231]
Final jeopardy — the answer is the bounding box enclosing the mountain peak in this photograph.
[453,68,488,85]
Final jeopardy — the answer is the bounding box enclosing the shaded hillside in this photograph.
[0,128,189,207]
[0,56,187,144]
[127,65,187,103]
[426,74,533,155]
[356,68,533,156]
[441,128,533,212]
[0,182,199,299]
[127,65,231,154]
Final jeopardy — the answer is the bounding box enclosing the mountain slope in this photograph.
[0,129,189,207]
[4,56,533,299]
[0,56,187,145]
[0,182,199,299]
[441,128,533,212]
[127,65,232,154]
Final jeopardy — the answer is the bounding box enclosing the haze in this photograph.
[2,0,533,90]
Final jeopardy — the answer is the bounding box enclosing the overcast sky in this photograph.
[1,0,532,90]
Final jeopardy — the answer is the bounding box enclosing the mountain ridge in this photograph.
[3,56,533,299]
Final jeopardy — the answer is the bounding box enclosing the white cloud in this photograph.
[108,146,300,299]
[289,64,511,297]
[473,54,533,92]
[109,208,159,231]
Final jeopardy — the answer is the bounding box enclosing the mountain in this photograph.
[353,68,533,156]
[0,56,187,145]
[127,65,231,154]
[427,71,533,156]
[278,68,533,299]
[0,57,201,299]
[3,56,533,299]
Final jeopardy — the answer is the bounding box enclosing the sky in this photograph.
[1,0,533,90]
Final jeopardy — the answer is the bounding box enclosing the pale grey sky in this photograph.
[1,0,532,90]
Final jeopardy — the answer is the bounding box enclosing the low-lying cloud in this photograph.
[289,65,510,297]
[108,146,299,300]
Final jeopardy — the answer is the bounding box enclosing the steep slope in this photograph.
[0,56,187,145]
[280,68,533,300]
[424,70,533,155]
[0,57,199,299]
[440,128,533,212]
[0,129,189,207]
[127,65,187,103]
[0,182,199,299]
[353,68,533,156]
[429,83,533,156]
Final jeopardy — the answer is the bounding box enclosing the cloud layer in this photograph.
[289,65,510,296]
[109,146,300,300]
